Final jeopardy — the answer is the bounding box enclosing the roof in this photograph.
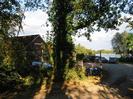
[13,34,45,46]
[17,34,44,41]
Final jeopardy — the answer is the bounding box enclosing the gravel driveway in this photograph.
[102,63,133,98]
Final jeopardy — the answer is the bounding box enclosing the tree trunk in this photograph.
[53,0,67,81]
[53,0,74,81]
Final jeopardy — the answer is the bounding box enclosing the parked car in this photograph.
[83,55,109,64]
[32,61,42,66]
[95,56,108,63]
[83,55,96,62]
[101,57,108,63]
[95,56,101,62]
[83,57,90,62]
[42,62,52,69]
[109,57,118,63]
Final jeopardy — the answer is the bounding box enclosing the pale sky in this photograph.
[21,10,132,50]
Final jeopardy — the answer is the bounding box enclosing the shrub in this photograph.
[119,57,133,63]
[22,76,34,86]
[0,65,23,92]
[65,67,86,81]
[76,67,86,80]
[76,54,84,61]
[65,68,79,80]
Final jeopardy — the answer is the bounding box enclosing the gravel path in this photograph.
[102,63,133,98]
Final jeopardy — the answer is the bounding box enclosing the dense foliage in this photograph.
[112,31,133,56]
[75,44,95,55]
[0,0,25,92]
[0,0,46,91]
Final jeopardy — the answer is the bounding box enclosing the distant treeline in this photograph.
[95,49,113,54]
[75,44,113,55]
[75,44,95,55]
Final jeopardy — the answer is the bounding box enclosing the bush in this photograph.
[0,65,23,92]
[65,67,86,81]
[22,76,34,86]
[119,57,133,63]
[65,68,79,80]
[76,67,86,80]
[76,54,84,61]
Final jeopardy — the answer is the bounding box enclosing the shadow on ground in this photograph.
[45,81,69,99]
[0,69,132,99]
[0,76,44,99]
[101,64,133,99]
[0,77,131,99]
[44,76,129,99]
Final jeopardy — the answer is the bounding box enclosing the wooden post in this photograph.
[100,50,102,61]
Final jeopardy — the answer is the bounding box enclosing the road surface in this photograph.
[103,63,133,97]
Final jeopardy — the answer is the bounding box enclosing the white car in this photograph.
[42,62,52,68]
[32,61,42,66]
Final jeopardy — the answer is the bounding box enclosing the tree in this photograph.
[112,31,133,56]
[0,0,23,65]
[1,0,132,81]
[0,0,25,90]
[48,0,74,80]
[127,33,133,55]
[48,0,130,80]
[0,0,23,36]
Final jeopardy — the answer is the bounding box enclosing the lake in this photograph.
[96,54,121,60]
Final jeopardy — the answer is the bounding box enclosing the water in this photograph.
[96,54,121,60]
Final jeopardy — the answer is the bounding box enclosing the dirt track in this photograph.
[103,63,133,98]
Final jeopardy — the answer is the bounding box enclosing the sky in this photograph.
[21,10,132,50]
